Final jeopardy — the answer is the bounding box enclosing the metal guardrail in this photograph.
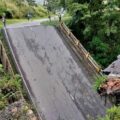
[59,22,101,73]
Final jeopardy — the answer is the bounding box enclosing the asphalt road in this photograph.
[4,24,109,120]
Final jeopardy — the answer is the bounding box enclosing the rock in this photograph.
[27,109,33,115]
[24,106,29,111]
[11,107,18,116]
[0,100,38,120]
[31,116,37,120]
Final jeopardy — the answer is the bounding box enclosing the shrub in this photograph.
[0,6,6,18]
[93,75,107,91]
[0,73,22,110]
[5,10,13,18]
[6,2,21,18]
[0,101,6,110]
[33,6,48,17]
[98,106,120,120]
[0,1,48,19]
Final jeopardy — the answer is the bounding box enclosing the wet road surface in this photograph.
[5,24,108,120]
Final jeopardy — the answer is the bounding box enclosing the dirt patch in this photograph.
[0,99,38,120]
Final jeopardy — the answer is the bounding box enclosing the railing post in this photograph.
[0,40,14,75]
[59,22,102,74]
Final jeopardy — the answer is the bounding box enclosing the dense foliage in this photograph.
[99,106,120,120]
[0,64,22,110]
[93,75,107,91]
[67,0,120,67]
[44,0,72,13]
[0,0,48,18]
[46,0,120,68]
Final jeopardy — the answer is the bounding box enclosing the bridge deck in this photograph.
[4,24,108,120]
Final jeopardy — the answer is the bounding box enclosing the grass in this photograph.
[41,16,72,26]
[93,75,107,91]
[0,15,70,29]
[0,17,48,29]
[0,64,22,110]
[7,19,27,24]
[0,19,28,28]
[98,106,120,120]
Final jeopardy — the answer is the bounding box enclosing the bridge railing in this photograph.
[59,22,101,73]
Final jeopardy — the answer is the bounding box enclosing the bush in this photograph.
[93,75,107,91]
[98,106,120,120]
[6,2,21,18]
[0,101,6,110]
[0,1,48,19]
[0,73,22,110]
[33,6,48,17]
[5,10,13,18]
[0,7,6,18]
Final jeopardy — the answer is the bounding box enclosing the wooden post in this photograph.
[0,41,14,76]
[59,22,102,74]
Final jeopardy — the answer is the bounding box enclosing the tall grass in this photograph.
[0,0,48,18]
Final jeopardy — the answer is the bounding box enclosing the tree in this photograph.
[5,0,117,67]
[67,0,120,67]
[26,0,36,6]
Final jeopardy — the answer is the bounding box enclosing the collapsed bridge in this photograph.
[0,22,111,120]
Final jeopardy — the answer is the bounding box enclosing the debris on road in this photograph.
[99,77,120,105]
[100,78,120,95]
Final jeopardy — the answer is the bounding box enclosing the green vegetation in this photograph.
[42,16,72,26]
[98,106,120,120]
[0,0,49,29]
[0,0,48,19]
[42,19,59,26]
[93,75,107,91]
[69,0,120,68]
[0,19,27,28]
[44,0,71,12]
[47,0,120,68]
[0,64,22,110]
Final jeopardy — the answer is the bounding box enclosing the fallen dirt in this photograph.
[100,77,120,95]
[0,99,38,120]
